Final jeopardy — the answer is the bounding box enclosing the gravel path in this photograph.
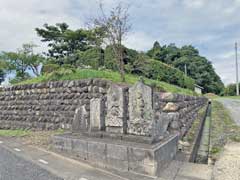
[0,146,62,180]
[213,98,240,180]
[212,142,240,180]
[217,98,240,125]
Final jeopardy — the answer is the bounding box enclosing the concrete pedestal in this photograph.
[52,133,178,177]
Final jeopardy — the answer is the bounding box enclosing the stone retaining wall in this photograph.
[154,92,207,138]
[0,79,109,130]
[0,79,207,139]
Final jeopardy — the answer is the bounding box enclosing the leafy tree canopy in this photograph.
[36,23,105,66]
[1,43,44,84]
[0,68,5,84]
[224,83,239,96]
[147,42,224,94]
[0,58,9,84]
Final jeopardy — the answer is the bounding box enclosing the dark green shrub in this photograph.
[41,64,60,74]
[131,58,195,90]
[10,72,31,84]
[47,68,75,81]
[104,45,139,72]
[104,46,118,70]
[77,48,104,69]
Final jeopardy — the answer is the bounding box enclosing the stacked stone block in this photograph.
[0,79,110,130]
[153,92,207,138]
[0,79,207,177]
[0,80,207,140]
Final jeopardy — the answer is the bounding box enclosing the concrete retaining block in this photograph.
[52,133,178,177]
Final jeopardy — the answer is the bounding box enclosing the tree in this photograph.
[0,68,5,84]
[36,23,104,66]
[92,2,132,82]
[1,43,44,83]
[173,55,224,94]
[104,45,138,72]
[147,43,180,64]
[0,58,8,84]
[146,42,224,94]
[224,83,238,96]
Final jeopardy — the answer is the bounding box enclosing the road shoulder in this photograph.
[0,137,128,180]
[212,142,240,180]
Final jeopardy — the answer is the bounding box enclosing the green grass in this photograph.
[183,105,207,144]
[0,130,31,137]
[220,96,240,100]
[18,69,196,96]
[210,100,240,161]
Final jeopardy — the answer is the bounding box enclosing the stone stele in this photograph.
[128,81,153,136]
[106,84,127,133]
[90,98,105,131]
[72,105,88,132]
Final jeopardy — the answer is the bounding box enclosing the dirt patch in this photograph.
[19,130,65,150]
[213,142,240,180]
[210,100,240,163]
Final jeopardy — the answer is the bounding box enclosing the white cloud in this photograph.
[1,0,240,85]
[0,0,82,52]
[124,31,156,51]
[182,0,207,8]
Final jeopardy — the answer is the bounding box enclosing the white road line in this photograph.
[14,148,21,152]
[38,159,49,165]
[0,141,3,144]
[79,178,88,180]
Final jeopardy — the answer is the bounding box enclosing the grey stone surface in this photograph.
[0,79,110,130]
[52,133,179,177]
[90,98,105,131]
[72,105,88,132]
[128,81,153,136]
[0,78,207,139]
[153,92,207,138]
[0,79,209,178]
[106,84,128,133]
[71,138,88,159]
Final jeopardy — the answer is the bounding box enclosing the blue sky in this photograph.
[0,0,240,85]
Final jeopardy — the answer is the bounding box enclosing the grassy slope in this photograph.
[0,130,30,137]
[19,69,196,95]
[183,105,207,144]
[220,96,240,99]
[210,100,240,161]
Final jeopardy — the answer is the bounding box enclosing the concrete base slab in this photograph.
[159,160,213,180]
[177,162,213,180]
[52,133,178,177]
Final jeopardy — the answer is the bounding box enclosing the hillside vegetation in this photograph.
[0,22,223,95]
[19,69,196,96]
[147,42,224,94]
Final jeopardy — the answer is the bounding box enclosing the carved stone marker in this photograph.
[128,81,153,136]
[90,98,105,131]
[106,84,127,133]
[72,105,88,132]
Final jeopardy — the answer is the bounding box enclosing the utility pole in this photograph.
[235,42,239,96]
[184,64,187,76]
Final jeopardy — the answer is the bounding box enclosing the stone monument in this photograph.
[128,81,153,136]
[72,105,88,132]
[106,84,128,133]
[53,81,179,177]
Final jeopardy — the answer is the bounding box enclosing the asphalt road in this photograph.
[217,98,240,126]
[0,146,63,180]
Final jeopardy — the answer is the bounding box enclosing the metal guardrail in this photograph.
[189,101,212,163]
